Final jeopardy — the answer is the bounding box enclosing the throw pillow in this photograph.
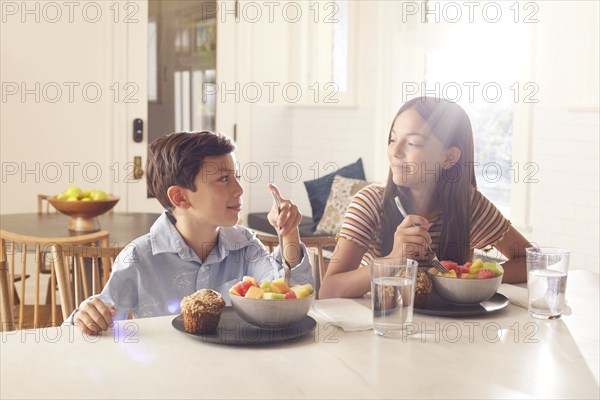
[303,158,366,230]
[315,176,371,235]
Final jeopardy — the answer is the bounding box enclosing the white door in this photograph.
[112,0,239,212]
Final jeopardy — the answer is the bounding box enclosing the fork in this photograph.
[393,196,449,274]
[271,191,291,285]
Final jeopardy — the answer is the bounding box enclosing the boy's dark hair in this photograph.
[146,131,236,210]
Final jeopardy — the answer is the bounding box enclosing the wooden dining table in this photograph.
[1,270,598,399]
[0,212,161,246]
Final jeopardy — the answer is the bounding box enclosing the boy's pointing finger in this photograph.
[267,183,283,201]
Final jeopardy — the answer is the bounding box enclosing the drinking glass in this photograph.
[371,257,418,337]
[526,247,569,319]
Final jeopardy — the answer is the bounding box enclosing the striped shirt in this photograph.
[338,184,511,268]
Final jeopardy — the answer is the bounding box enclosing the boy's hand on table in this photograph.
[267,183,302,237]
[74,298,116,335]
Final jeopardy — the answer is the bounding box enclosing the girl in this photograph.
[319,97,530,299]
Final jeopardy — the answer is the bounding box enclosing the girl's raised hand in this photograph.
[267,183,302,237]
[389,215,432,260]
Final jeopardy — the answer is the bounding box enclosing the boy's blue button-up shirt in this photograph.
[66,212,314,322]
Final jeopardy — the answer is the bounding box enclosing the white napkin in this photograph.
[310,299,373,332]
[497,284,529,308]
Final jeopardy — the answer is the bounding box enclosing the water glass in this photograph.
[526,247,570,319]
[371,257,418,337]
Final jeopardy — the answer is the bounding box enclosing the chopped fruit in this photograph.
[231,281,252,297]
[271,280,291,294]
[477,269,495,279]
[440,261,459,273]
[243,276,259,287]
[263,293,285,300]
[229,276,314,300]
[244,286,264,299]
[441,270,457,278]
[291,284,314,299]
[459,262,472,276]
[483,262,504,277]
[284,291,297,299]
[469,259,484,275]
[427,259,503,280]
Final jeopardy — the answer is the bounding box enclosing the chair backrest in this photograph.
[37,194,55,214]
[0,229,110,330]
[0,259,15,331]
[51,244,123,321]
[255,233,337,284]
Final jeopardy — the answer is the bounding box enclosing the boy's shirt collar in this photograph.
[150,212,256,263]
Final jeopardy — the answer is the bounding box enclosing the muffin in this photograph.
[180,289,225,334]
[414,269,433,309]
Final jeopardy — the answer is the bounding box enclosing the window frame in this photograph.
[287,0,358,107]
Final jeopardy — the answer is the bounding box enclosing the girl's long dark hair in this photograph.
[380,97,477,264]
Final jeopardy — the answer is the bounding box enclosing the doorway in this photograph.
[148,0,217,143]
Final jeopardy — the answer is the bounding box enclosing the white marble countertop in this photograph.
[1,270,598,399]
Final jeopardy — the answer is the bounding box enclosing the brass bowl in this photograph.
[47,195,119,232]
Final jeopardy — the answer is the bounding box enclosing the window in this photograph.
[289,0,355,105]
[418,3,534,222]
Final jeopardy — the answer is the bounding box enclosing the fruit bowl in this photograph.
[47,196,119,232]
[430,274,502,306]
[230,293,315,328]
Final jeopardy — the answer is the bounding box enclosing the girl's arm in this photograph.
[489,225,530,283]
[318,238,371,298]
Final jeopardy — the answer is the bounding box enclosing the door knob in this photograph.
[133,156,144,179]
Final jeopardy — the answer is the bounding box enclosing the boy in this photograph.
[70,131,314,335]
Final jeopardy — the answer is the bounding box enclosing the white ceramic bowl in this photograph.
[430,274,502,305]
[230,293,315,328]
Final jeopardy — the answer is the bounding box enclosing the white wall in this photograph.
[0,5,115,213]
[528,108,599,271]
[525,1,600,273]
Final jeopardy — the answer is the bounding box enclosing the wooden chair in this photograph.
[51,244,123,321]
[0,229,110,330]
[37,195,57,298]
[256,233,337,283]
[0,260,15,331]
[37,194,56,214]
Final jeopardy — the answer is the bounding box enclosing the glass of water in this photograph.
[371,257,418,337]
[526,247,570,319]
